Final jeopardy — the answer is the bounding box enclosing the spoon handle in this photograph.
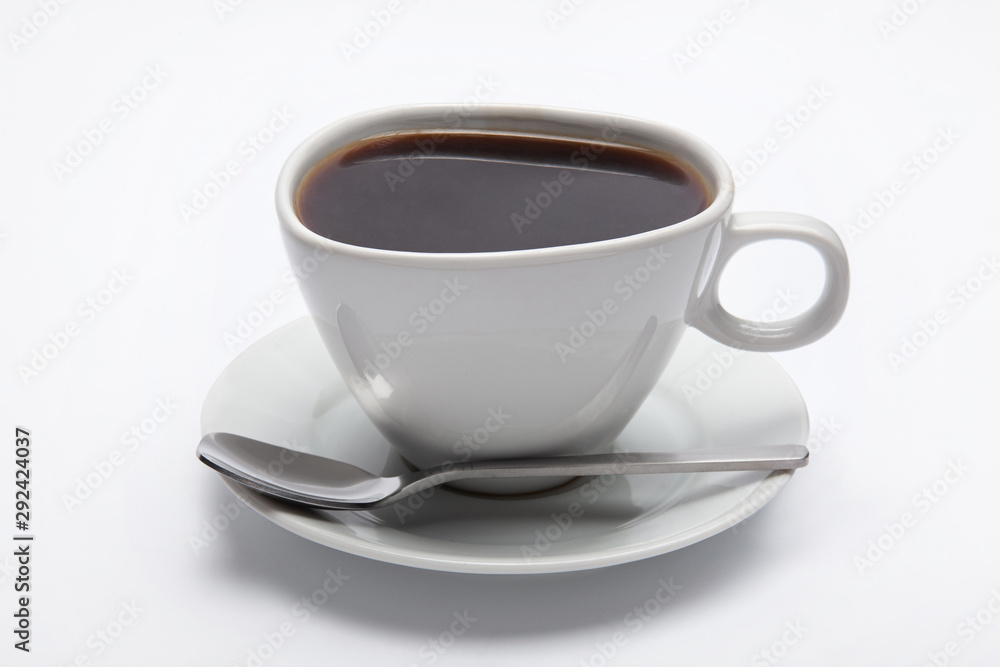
[409,445,809,487]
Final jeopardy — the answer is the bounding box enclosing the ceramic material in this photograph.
[201,318,810,575]
[275,104,847,485]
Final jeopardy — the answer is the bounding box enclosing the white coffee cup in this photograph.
[276,104,849,493]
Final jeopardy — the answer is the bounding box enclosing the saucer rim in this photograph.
[203,317,809,575]
[219,469,794,574]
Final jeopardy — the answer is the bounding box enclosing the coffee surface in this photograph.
[295,131,710,253]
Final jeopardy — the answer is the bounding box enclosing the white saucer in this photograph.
[201,317,809,574]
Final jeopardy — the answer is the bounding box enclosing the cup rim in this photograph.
[276,103,735,268]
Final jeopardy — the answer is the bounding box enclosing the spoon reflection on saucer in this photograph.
[197,432,808,511]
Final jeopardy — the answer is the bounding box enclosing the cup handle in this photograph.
[691,212,850,352]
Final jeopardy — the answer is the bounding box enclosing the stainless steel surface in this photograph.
[197,432,809,510]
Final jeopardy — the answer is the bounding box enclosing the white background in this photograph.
[4,0,1000,665]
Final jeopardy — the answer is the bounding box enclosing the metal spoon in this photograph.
[197,432,808,510]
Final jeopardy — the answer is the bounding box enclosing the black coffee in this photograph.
[295,131,710,253]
